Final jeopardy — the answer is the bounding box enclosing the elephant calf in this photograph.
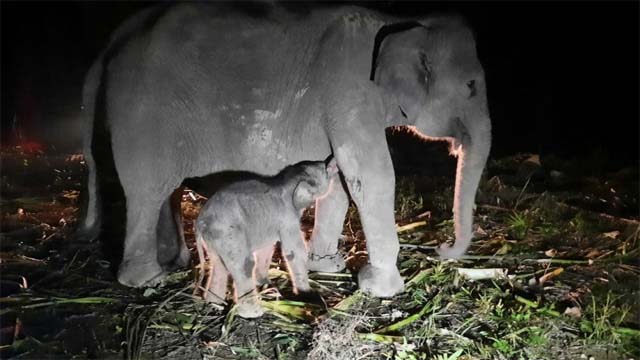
[195,159,338,318]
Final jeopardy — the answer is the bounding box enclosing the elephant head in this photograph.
[292,157,339,212]
[374,16,492,258]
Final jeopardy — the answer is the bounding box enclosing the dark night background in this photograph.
[1,1,638,170]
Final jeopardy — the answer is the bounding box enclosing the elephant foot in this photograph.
[159,245,191,271]
[357,264,404,298]
[73,224,99,243]
[174,245,191,268]
[118,259,166,287]
[235,294,264,318]
[308,252,345,273]
[436,243,467,259]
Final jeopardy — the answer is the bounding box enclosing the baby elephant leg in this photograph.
[195,233,228,304]
[253,244,275,286]
[280,224,311,294]
[214,238,263,318]
[206,250,229,304]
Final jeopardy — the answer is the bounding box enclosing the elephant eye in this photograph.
[466,79,477,98]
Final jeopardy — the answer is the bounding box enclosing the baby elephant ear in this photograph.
[293,180,314,210]
[325,157,339,177]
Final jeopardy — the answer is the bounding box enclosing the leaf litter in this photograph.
[1,146,638,359]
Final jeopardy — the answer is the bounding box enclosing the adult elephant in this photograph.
[79,2,491,297]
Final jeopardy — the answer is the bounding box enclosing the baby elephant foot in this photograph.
[357,264,404,298]
[308,253,345,273]
[117,259,166,287]
[436,243,467,259]
[236,294,264,318]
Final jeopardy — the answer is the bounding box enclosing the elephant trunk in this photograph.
[440,114,491,258]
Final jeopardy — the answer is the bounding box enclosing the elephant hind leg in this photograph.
[212,233,262,318]
[117,192,167,287]
[204,247,229,304]
[116,168,183,287]
[195,224,229,304]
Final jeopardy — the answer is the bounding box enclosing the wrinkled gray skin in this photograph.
[195,160,338,318]
[80,3,491,297]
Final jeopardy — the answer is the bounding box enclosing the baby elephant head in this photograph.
[292,157,339,211]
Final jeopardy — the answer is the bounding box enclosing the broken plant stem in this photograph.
[332,290,365,312]
[399,243,437,251]
[375,302,437,334]
[515,296,561,317]
[272,320,310,332]
[309,272,354,279]
[446,254,591,265]
[357,333,406,343]
[396,221,427,233]
[513,176,532,211]
[399,250,592,265]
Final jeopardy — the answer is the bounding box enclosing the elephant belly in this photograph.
[104,3,346,183]
[196,109,331,178]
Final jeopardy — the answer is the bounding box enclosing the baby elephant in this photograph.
[195,158,338,318]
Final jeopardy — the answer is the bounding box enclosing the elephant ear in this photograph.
[293,180,316,211]
[372,25,431,120]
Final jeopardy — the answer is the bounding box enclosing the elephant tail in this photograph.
[75,5,171,244]
[75,58,104,242]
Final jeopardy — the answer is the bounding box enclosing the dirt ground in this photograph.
[1,144,638,359]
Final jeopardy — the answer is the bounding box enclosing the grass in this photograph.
[580,292,637,351]
[396,177,425,220]
[506,211,532,240]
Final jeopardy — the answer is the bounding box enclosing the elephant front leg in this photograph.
[253,244,275,286]
[117,196,166,287]
[280,223,312,294]
[308,177,348,272]
[334,142,404,298]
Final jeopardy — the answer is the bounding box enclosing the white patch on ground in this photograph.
[254,109,282,122]
[295,86,309,100]
[219,105,229,111]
